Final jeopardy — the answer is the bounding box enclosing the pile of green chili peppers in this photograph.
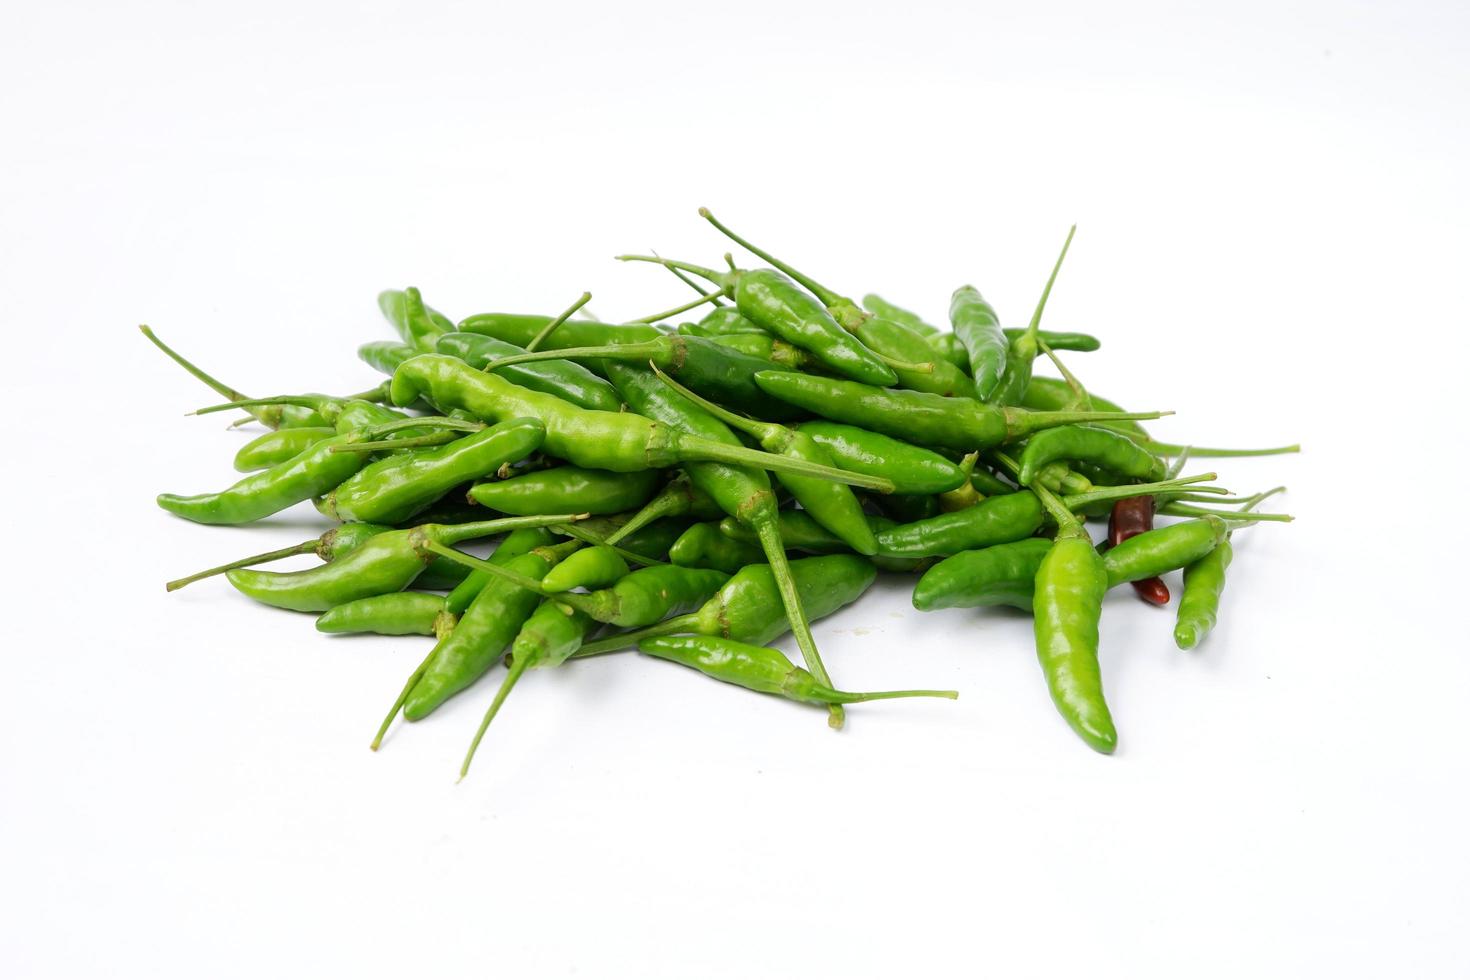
[148,211,1296,775]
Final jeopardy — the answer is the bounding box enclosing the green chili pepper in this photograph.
[232,426,337,472]
[703,332,817,371]
[669,522,766,573]
[573,554,877,657]
[927,332,971,372]
[754,370,1162,453]
[650,365,878,556]
[715,511,927,574]
[468,464,661,516]
[433,332,623,412]
[935,452,985,512]
[389,354,893,491]
[315,592,452,636]
[601,361,849,728]
[1171,487,1287,649]
[861,295,941,336]
[989,226,1076,406]
[165,521,393,591]
[379,287,453,352]
[639,635,958,707]
[224,514,583,612]
[1029,483,1116,753]
[1101,516,1228,587]
[796,421,967,495]
[687,307,764,335]
[874,492,942,524]
[619,252,897,387]
[950,286,1009,399]
[457,313,661,349]
[379,538,583,733]
[1018,424,1166,488]
[540,545,631,592]
[358,340,420,377]
[694,210,976,396]
[140,325,332,430]
[481,333,807,421]
[428,542,727,629]
[321,417,547,524]
[911,538,1054,612]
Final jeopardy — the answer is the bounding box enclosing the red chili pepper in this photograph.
[1109,497,1170,605]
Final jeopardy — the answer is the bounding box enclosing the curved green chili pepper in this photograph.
[457,313,661,349]
[650,364,878,556]
[798,421,967,495]
[433,332,623,412]
[715,511,928,574]
[481,333,807,421]
[950,286,1009,399]
[379,287,452,352]
[754,370,1163,453]
[389,355,893,491]
[467,464,662,516]
[315,592,452,636]
[619,254,897,387]
[911,538,1054,612]
[540,545,631,592]
[1018,424,1166,488]
[669,522,766,573]
[1030,484,1116,753]
[601,361,848,728]
[165,521,392,591]
[428,541,727,629]
[639,635,957,707]
[322,417,547,524]
[573,554,877,657]
[686,307,764,335]
[232,426,337,472]
[225,514,583,612]
[1101,516,1228,587]
[703,332,817,371]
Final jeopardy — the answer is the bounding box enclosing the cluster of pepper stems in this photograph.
[150,210,1295,774]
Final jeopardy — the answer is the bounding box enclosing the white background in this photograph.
[3,1,1467,976]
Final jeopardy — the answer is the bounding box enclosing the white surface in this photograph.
[3,2,1467,977]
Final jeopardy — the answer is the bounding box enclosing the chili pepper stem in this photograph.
[330,433,461,453]
[877,353,936,374]
[435,514,592,547]
[371,650,436,751]
[630,286,726,324]
[1139,441,1301,457]
[657,248,724,304]
[551,523,666,567]
[682,438,896,492]
[460,654,532,778]
[571,617,695,658]
[649,363,775,440]
[524,291,594,353]
[1022,225,1077,345]
[485,341,666,372]
[816,686,960,704]
[165,540,317,591]
[615,254,725,285]
[1059,473,1221,511]
[752,518,844,730]
[139,325,251,403]
[697,208,843,309]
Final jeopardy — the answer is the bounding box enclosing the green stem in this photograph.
[524,291,593,353]
[435,514,591,547]
[817,686,960,704]
[371,648,436,751]
[1159,503,1293,522]
[629,286,725,324]
[330,432,460,453]
[658,249,725,305]
[1023,225,1077,345]
[1036,335,1089,409]
[604,482,685,546]
[190,395,325,417]
[139,325,252,403]
[485,340,663,372]
[570,616,696,658]
[460,653,533,778]
[616,254,726,284]
[877,354,936,374]
[165,540,317,591]
[551,523,666,567]
[684,438,896,492]
[698,208,841,309]
[1140,441,1300,457]
[650,364,777,441]
[1032,481,1079,529]
[359,416,486,439]
[753,516,844,730]
[1060,473,1222,511]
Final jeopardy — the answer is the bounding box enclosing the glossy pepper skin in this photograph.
[540,546,630,592]
[457,313,661,349]
[1110,498,1169,605]
[315,592,450,636]
[157,431,370,525]
[912,538,1053,612]
[402,539,582,721]
[753,370,1151,454]
[433,332,622,413]
[1033,520,1117,753]
[232,426,336,472]
[468,465,661,516]
[715,511,928,574]
[390,355,890,489]
[875,492,1045,558]
[323,417,546,524]
[798,421,967,495]
[1174,539,1233,650]
[1022,377,1149,441]
[669,522,766,574]
[703,332,816,371]
[949,286,1010,400]
[1101,516,1228,588]
[379,287,452,352]
[224,515,578,613]
[1018,424,1165,488]
[861,294,941,336]
[638,636,957,707]
[573,554,878,657]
